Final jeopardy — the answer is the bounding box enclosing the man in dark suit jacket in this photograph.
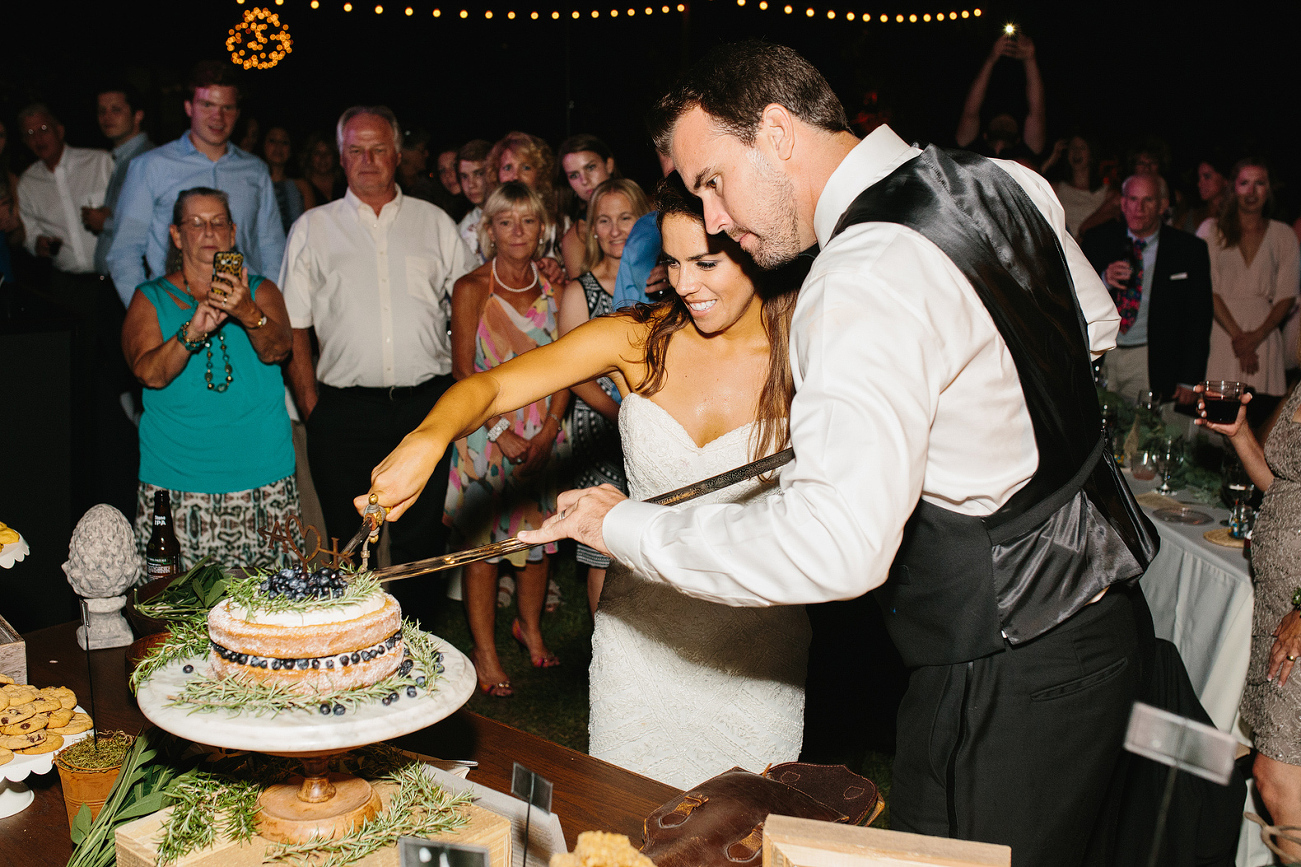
[1081,174,1213,406]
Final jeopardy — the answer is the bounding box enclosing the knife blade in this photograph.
[368,447,794,584]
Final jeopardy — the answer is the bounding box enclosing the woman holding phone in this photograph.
[121,187,298,568]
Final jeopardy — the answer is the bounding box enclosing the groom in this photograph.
[520,41,1156,866]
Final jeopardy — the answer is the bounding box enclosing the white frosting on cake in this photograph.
[220,593,385,627]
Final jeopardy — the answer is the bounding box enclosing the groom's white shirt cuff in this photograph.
[604,499,664,581]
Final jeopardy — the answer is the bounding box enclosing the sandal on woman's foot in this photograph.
[478,679,513,698]
[544,578,562,613]
[469,649,513,698]
[497,575,516,609]
[511,618,561,669]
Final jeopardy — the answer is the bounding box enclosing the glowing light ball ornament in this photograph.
[226,7,293,71]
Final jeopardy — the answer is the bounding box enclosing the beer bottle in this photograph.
[145,491,182,582]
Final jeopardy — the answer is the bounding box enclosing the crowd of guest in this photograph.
[3,43,1300,618]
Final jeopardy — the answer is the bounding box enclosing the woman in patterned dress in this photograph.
[442,181,569,697]
[1199,385,1301,859]
[121,187,298,569]
[557,178,649,613]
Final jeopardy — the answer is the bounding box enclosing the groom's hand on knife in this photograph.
[518,484,628,556]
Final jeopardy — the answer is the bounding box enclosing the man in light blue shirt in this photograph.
[107,61,284,306]
[87,84,154,279]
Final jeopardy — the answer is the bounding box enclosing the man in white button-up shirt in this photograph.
[520,43,1140,865]
[16,104,111,278]
[16,103,139,516]
[282,106,472,617]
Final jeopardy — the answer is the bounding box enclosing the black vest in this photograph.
[829,146,1159,668]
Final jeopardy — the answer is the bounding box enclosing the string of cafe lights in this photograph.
[236,0,981,25]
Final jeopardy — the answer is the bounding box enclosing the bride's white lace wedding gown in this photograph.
[588,394,811,789]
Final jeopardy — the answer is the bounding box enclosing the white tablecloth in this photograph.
[1125,474,1271,866]
[1132,477,1254,733]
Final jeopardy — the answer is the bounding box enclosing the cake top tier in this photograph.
[222,567,385,618]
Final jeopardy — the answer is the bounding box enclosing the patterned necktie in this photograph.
[1117,236,1147,335]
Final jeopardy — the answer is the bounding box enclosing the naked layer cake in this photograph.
[206,568,404,693]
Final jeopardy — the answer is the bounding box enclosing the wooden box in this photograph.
[0,611,26,684]
[763,814,1011,867]
[115,791,511,867]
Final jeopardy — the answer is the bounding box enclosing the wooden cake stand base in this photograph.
[257,754,382,843]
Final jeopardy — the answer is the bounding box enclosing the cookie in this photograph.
[1,713,47,736]
[2,685,37,705]
[30,698,60,714]
[40,687,77,710]
[0,747,11,766]
[17,732,61,754]
[0,692,8,712]
[49,712,93,736]
[0,730,46,750]
[0,704,35,726]
[47,708,73,728]
[0,673,13,685]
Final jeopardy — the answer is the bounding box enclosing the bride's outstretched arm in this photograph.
[357,315,641,521]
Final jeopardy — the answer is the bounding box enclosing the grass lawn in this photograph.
[424,545,894,828]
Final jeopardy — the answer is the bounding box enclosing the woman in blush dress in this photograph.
[1199,158,1301,427]
[360,176,809,787]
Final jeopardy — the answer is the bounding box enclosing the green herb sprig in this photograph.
[68,730,200,867]
[129,614,211,694]
[154,745,468,867]
[132,559,229,623]
[223,570,381,617]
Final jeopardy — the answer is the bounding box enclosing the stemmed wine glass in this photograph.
[1154,437,1180,495]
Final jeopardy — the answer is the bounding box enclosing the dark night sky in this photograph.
[5,0,1301,201]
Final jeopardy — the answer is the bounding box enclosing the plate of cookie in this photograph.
[0,676,94,788]
[0,521,27,570]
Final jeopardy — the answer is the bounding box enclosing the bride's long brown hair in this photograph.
[621,175,804,462]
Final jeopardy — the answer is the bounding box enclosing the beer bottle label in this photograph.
[153,514,167,526]
[146,556,178,577]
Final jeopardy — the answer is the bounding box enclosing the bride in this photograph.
[360,177,810,788]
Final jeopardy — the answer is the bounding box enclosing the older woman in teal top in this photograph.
[122,187,298,569]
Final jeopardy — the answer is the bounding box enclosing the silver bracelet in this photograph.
[486,418,510,442]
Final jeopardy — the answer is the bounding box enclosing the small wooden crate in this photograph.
[0,611,26,684]
[115,791,511,867]
[763,814,1011,867]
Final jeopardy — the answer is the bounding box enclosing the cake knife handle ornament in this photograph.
[340,494,388,564]
[371,447,795,584]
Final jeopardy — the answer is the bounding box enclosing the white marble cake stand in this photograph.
[136,639,476,842]
[0,706,94,818]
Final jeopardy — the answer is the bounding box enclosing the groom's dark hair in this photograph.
[649,41,849,155]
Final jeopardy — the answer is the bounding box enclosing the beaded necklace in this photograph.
[183,277,234,393]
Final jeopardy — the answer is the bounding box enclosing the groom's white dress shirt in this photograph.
[603,125,1119,606]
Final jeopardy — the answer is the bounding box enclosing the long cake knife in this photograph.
[368,447,794,584]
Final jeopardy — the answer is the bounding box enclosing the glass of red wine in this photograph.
[1201,380,1245,424]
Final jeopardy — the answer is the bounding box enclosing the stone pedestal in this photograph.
[76,595,133,650]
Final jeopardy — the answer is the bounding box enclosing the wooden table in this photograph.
[0,622,680,863]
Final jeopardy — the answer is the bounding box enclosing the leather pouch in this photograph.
[640,764,880,866]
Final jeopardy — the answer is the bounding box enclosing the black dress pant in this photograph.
[306,377,454,624]
[891,587,1145,867]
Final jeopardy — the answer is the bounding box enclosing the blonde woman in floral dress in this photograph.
[443,181,569,697]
